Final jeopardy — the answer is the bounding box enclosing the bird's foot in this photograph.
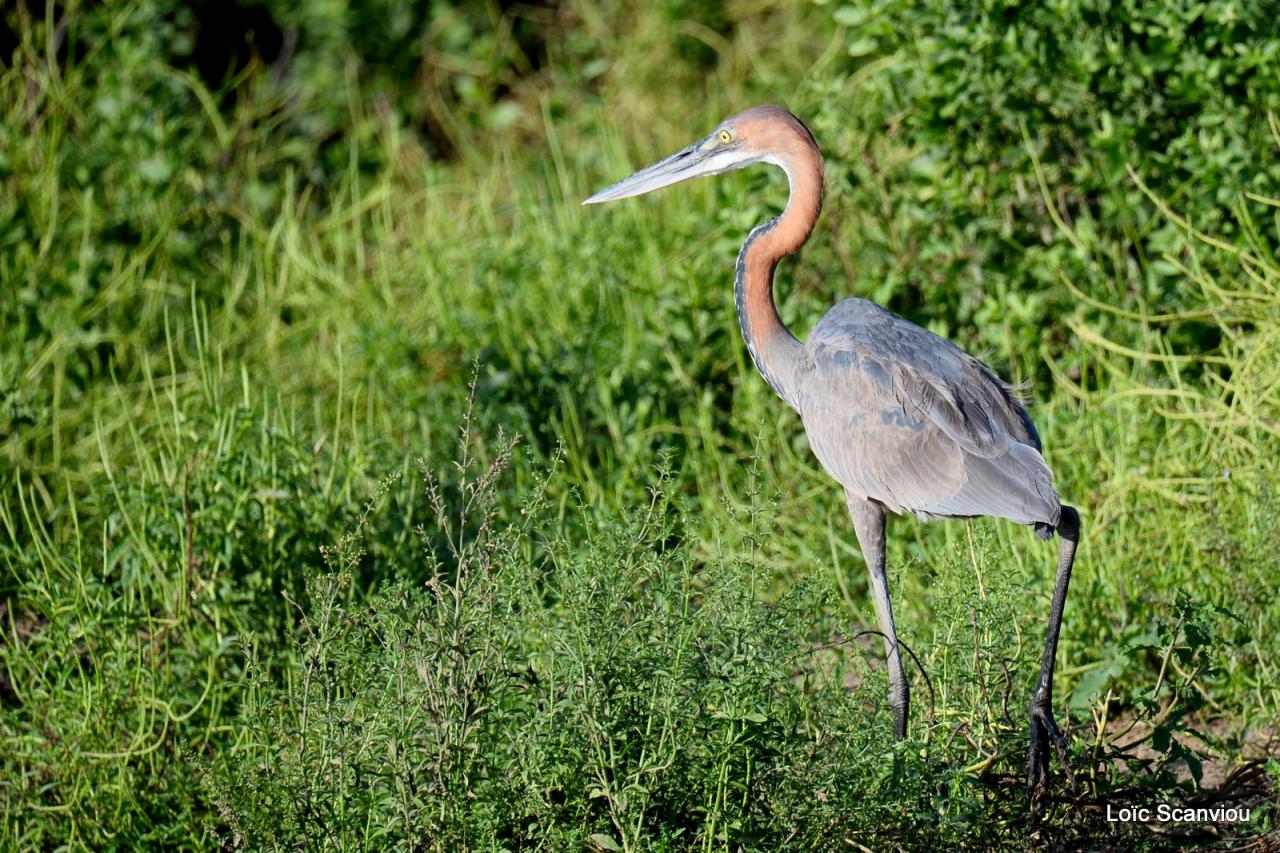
[1026,702,1070,804]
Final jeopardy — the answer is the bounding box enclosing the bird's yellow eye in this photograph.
[718,129,733,144]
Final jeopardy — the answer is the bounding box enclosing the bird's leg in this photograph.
[1027,504,1081,800]
[846,493,909,739]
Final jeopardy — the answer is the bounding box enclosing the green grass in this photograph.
[2,0,1279,849]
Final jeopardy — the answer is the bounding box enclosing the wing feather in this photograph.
[796,299,1059,526]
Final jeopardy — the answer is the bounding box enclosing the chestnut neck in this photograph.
[733,138,824,411]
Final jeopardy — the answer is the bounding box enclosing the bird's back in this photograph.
[795,298,1060,528]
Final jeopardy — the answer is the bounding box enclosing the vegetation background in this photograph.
[2,0,1278,849]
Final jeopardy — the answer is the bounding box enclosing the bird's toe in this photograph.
[1026,704,1071,804]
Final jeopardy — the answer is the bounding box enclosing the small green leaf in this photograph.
[834,7,868,27]
[588,833,622,851]
[1184,751,1203,786]
[846,36,879,57]
[138,157,172,184]
[1152,725,1171,753]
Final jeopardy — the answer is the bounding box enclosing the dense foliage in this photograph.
[817,0,1280,374]
[2,0,1278,848]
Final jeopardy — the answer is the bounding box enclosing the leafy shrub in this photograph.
[814,0,1280,377]
[205,426,1271,850]
[208,432,944,849]
[0,367,420,848]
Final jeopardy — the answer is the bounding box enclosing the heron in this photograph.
[583,105,1080,797]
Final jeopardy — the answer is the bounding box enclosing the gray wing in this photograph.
[796,299,1060,526]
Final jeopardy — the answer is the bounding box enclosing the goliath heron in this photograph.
[583,105,1080,797]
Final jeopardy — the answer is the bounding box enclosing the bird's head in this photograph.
[582,105,816,205]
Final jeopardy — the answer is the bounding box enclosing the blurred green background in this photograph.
[2,0,1278,848]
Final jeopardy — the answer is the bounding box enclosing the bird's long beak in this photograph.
[582,135,752,205]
